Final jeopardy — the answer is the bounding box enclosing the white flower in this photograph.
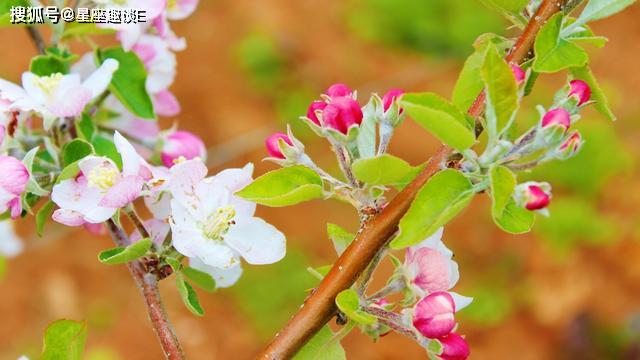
[0,221,23,257]
[168,159,286,270]
[0,59,119,129]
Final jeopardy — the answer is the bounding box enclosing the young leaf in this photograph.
[570,65,616,121]
[96,47,155,119]
[572,0,637,28]
[62,139,94,166]
[352,154,414,186]
[57,161,82,183]
[62,23,116,39]
[493,198,535,234]
[489,165,516,218]
[236,165,324,207]
[41,319,88,360]
[98,238,152,265]
[293,325,346,360]
[176,273,205,316]
[391,169,474,249]
[533,13,589,73]
[335,289,377,325]
[36,200,56,237]
[182,266,216,292]
[482,43,518,136]
[480,0,529,26]
[356,95,380,159]
[400,93,475,152]
[30,55,70,76]
[327,223,354,256]
[76,113,96,141]
[22,147,49,196]
[452,49,485,111]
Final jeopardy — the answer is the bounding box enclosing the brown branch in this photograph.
[256,1,567,358]
[106,220,185,359]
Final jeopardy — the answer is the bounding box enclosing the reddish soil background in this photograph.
[1,1,640,359]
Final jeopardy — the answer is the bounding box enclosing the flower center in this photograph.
[167,0,177,10]
[202,206,236,240]
[34,73,63,97]
[87,166,119,190]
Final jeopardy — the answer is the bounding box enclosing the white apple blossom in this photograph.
[168,159,286,271]
[0,59,119,129]
[0,221,23,257]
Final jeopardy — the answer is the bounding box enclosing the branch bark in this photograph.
[106,220,185,360]
[256,1,566,358]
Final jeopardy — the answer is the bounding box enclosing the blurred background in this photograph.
[1,1,640,359]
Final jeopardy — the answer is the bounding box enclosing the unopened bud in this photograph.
[510,64,526,84]
[569,80,591,106]
[265,132,293,159]
[437,333,470,360]
[413,291,456,339]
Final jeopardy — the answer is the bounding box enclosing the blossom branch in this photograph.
[105,219,185,360]
[257,1,567,358]
[25,26,46,55]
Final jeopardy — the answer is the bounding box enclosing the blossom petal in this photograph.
[82,58,119,99]
[0,221,23,257]
[114,131,151,178]
[98,175,143,208]
[168,159,208,214]
[52,209,86,227]
[197,241,239,269]
[225,216,286,265]
[153,90,181,117]
[212,163,256,217]
[189,256,243,288]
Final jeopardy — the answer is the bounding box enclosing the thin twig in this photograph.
[25,26,46,55]
[105,220,185,359]
[256,1,567,358]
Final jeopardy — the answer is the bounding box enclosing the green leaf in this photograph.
[36,200,56,237]
[335,289,377,325]
[480,0,529,26]
[482,43,518,136]
[41,319,88,360]
[533,13,589,73]
[76,113,97,141]
[573,0,637,28]
[327,223,354,256]
[356,96,380,159]
[391,169,474,249]
[30,55,70,76]
[489,165,516,218]
[452,49,485,111]
[96,47,155,119]
[22,147,49,196]
[92,136,123,169]
[400,92,475,151]
[294,325,347,360]
[236,165,324,207]
[98,238,152,265]
[493,198,535,234]
[352,154,414,186]
[182,266,216,292]
[570,64,616,121]
[57,162,81,183]
[62,139,94,166]
[565,22,608,48]
[176,273,204,316]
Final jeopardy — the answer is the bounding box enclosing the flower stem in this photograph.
[105,219,185,359]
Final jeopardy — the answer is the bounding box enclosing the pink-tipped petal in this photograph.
[98,175,144,208]
[382,88,404,112]
[265,132,293,159]
[153,90,181,116]
[525,185,551,210]
[325,83,352,98]
[322,97,363,134]
[569,80,591,106]
[161,130,207,167]
[306,101,327,126]
[438,333,470,360]
[541,108,571,131]
[52,209,86,227]
[413,291,457,339]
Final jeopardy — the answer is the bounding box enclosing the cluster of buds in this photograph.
[538,81,589,160]
[304,84,364,141]
[401,228,472,359]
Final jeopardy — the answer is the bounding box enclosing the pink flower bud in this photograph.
[569,80,591,106]
[541,108,571,131]
[524,185,550,211]
[438,333,470,360]
[306,101,327,126]
[510,64,526,84]
[265,132,293,159]
[413,291,456,339]
[382,88,404,113]
[325,83,353,98]
[161,131,207,168]
[559,131,582,153]
[322,97,363,135]
[405,247,451,293]
[0,155,29,219]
